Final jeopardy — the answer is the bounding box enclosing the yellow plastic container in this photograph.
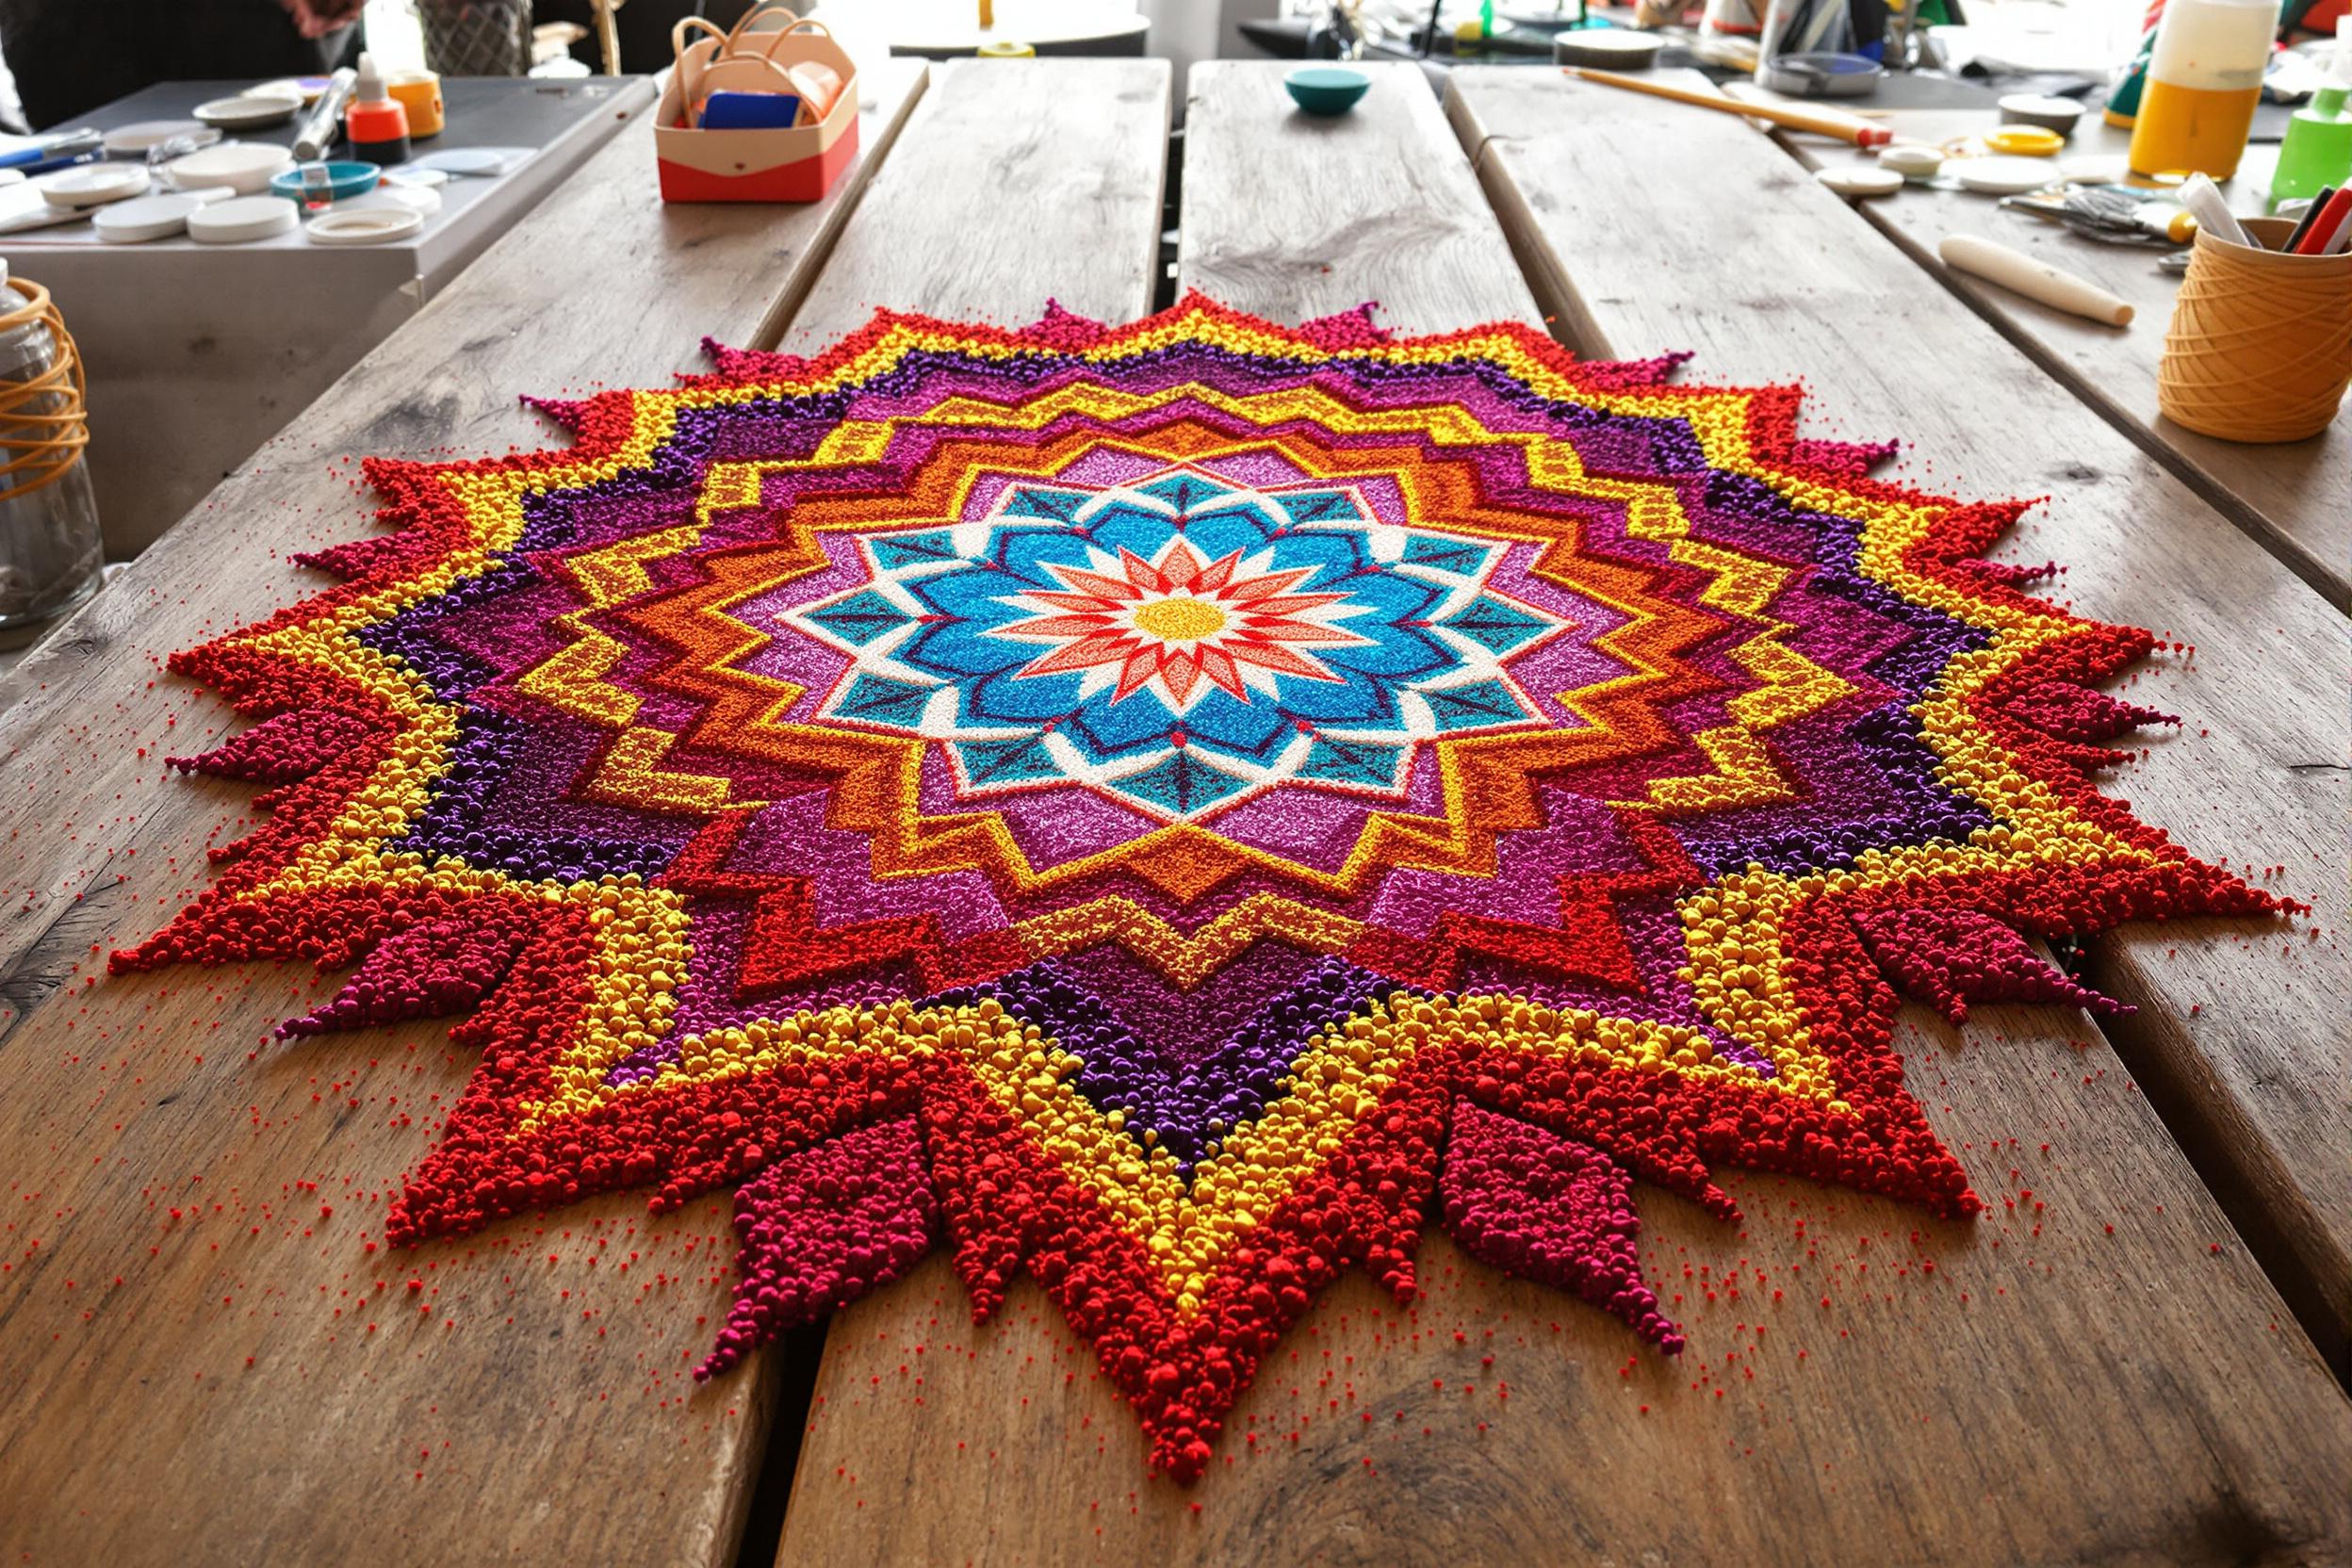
[2128,0,2274,180]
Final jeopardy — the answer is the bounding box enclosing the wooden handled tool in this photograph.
[1937,236,2133,327]
[1566,66,1893,147]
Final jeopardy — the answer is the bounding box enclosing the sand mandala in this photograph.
[120,297,2276,1480]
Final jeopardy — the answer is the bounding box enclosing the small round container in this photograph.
[1816,165,1903,197]
[1998,93,2086,137]
[193,94,297,131]
[2160,215,2352,442]
[269,161,381,204]
[1952,155,2059,195]
[187,194,299,244]
[1983,125,2066,157]
[37,164,151,209]
[90,188,234,243]
[386,71,445,138]
[1554,29,1665,68]
[102,119,208,155]
[305,204,423,245]
[164,141,294,196]
[1283,65,1372,116]
[1879,143,1944,181]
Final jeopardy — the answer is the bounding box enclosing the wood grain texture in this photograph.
[1450,67,2352,1372]
[1797,109,2350,614]
[1179,61,1540,333]
[766,59,2352,1566]
[775,58,1171,352]
[0,62,928,1568]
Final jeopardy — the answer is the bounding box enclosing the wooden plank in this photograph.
[753,55,1182,1559]
[1177,59,1539,331]
[1793,108,2350,614]
[0,62,928,1568]
[1452,65,2352,1360]
[767,60,2352,1565]
[776,58,1172,351]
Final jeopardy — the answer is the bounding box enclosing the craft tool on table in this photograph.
[1938,234,2136,325]
[2001,186,2198,244]
[291,67,359,162]
[2176,172,2251,246]
[343,55,413,166]
[1566,66,1893,145]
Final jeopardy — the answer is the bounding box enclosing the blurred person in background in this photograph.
[0,0,363,129]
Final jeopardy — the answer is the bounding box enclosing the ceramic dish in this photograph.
[1283,65,1371,116]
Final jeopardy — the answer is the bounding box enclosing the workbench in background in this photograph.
[4,74,655,556]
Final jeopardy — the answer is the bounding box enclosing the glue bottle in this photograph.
[343,52,412,167]
[2271,20,2352,204]
[2127,0,2278,181]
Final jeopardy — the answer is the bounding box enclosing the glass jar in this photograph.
[0,267,103,632]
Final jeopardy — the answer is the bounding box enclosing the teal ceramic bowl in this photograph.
[268,160,380,203]
[1283,65,1371,116]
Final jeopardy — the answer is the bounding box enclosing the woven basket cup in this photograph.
[2158,215,2352,444]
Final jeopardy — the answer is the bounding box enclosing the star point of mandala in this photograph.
[121,292,2288,1483]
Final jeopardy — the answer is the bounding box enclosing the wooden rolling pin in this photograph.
[1938,235,2134,327]
[1566,67,1893,147]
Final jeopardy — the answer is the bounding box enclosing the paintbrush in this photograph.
[1567,67,1894,146]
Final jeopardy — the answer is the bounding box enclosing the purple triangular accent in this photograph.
[696,1116,939,1379]
[1851,906,2132,1026]
[1441,1100,1683,1353]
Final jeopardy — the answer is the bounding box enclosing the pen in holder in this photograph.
[2158,216,2352,442]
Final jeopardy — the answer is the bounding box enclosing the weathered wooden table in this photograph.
[3,59,2346,1566]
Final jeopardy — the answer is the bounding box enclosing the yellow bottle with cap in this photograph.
[2128,0,2277,180]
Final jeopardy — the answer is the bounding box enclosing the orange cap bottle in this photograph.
[344,52,412,167]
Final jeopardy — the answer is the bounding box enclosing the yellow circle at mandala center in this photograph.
[1133,596,1228,641]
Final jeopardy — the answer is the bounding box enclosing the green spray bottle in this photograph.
[2274,21,2352,204]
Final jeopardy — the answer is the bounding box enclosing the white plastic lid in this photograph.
[103,118,208,155]
[187,194,300,243]
[304,204,423,244]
